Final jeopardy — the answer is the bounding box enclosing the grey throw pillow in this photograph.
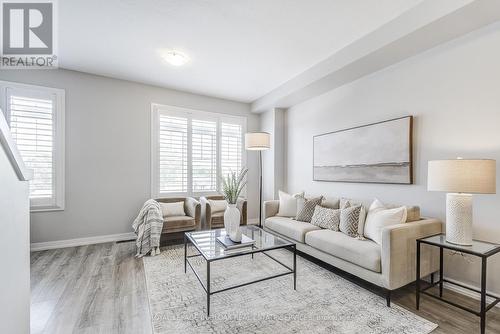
[295,196,323,222]
[310,205,340,231]
[339,204,362,238]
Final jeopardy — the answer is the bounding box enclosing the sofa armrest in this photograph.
[237,198,247,225]
[263,200,279,220]
[185,197,201,230]
[381,218,442,290]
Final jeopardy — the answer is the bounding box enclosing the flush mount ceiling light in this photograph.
[162,50,189,66]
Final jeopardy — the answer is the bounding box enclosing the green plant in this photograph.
[220,168,248,204]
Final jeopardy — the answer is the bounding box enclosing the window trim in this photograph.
[151,103,247,198]
[0,80,65,212]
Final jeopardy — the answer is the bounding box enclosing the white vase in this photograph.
[224,203,242,242]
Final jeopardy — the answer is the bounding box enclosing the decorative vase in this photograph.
[224,203,242,242]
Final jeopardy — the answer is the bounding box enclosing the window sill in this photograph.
[30,206,64,213]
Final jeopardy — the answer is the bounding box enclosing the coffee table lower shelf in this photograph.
[184,238,296,316]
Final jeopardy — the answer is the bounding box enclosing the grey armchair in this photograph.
[155,197,201,242]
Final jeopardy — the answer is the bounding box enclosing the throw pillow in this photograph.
[339,204,362,238]
[277,190,304,217]
[341,198,367,237]
[159,201,185,217]
[208,199,227,213]
[363,199,407,245]
[296,196,323,222]
[310,205,340,231]
[321,197,340,209]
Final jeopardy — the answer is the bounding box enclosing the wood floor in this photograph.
[31,240,500,334]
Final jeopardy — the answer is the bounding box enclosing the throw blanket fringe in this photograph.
[132,199,163,257]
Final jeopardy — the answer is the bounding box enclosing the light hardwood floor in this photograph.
[31,241,500,333]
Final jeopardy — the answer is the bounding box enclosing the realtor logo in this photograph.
[1,0,57,68]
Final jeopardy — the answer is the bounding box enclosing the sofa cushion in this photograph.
[159,201,185,217]
[296,196,323,222]
[163,215,195,230]
[364,199,407,245]
[321,197,340,209]
[339,204,362,238]
[305,230,381,272]
[340,198,367,236]
[265,216,321,243]
[386,204,420,222]
[310,206,340,231]
[277,190,305,217]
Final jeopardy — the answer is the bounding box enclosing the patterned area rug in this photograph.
[143,245,437,334]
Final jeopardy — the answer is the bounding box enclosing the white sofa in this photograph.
[263,197,442,306]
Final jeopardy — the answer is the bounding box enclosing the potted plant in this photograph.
[220,168,248,242]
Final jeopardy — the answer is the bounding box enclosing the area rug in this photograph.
[143,245,437,334]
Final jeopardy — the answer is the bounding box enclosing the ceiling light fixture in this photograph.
[163,50,189,66]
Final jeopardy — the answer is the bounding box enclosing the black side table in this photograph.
[416,233,500,334]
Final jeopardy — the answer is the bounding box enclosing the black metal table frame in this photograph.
[184,234,297,316]
[416,235,500,334]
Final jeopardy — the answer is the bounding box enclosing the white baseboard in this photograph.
[443,276,500,308]
[30,232,136,252]
[31,220,261,252]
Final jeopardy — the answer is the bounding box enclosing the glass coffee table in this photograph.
[184,225,296,316]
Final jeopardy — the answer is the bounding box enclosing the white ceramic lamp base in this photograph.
[446,193,473,246]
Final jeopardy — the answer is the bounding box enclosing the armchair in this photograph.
[155,197,201,242]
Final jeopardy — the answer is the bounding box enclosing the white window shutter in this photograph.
[152,104,246,197]
[221,122,243,178]
[158,114,188,194]
[8,92,55,203]
[192,119,217,192]
[2,82,65,211]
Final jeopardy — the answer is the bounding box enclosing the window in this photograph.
[151,104,246,197]
[221,122,243,179]
[192,119,217,192]
[0,81,65,211]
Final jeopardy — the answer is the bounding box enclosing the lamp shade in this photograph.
[245,132,270,151]
[428,159,496,194]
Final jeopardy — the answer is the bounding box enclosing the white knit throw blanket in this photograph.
[132,199,163,257]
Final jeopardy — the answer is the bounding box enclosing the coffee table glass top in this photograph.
[185,225,294,260]
[419,233,500,256]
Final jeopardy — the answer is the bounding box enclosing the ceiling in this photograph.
[59,0,423,103]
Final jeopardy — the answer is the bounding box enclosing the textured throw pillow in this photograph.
[364,199,407,245]
[159,201,185,217]
[339,204,362,238]
[341,199,367,237]
[208,199,227,213]
[295,194,307,216]
[310,205,340,231]
[277,190,304,217]
[296,196,323,222]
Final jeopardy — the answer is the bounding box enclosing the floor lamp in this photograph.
[245,132,270,228]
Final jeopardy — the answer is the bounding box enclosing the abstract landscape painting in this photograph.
[313,116,413,184]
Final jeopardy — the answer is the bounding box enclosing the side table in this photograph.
[416,233,500,334]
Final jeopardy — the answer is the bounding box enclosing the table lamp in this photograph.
[245,132,270,228]
[428,158,496,245]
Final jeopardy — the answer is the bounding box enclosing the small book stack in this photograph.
[216,235,255,250]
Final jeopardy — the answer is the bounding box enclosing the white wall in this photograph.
[0,69,260,243]
[0,143,30,333]
[260,109,276,201]
[286,23,500,294]
[260,108,285,202]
